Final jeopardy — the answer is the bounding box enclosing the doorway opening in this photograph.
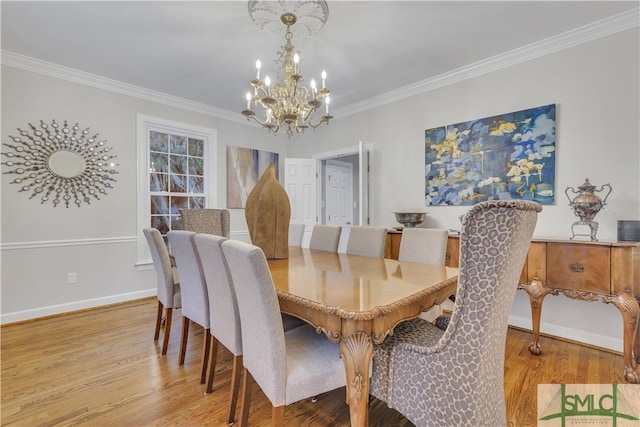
[285,143,371,251]
[314,143,370,251]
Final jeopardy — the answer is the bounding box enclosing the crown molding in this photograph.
[1,50,247,125]
[2,8,638,122]
[333,8,640,119]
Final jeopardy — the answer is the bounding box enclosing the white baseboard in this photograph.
[1,289,157,325]
[508,313,622,353]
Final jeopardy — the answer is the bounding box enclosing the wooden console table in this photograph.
[385,230,640,383]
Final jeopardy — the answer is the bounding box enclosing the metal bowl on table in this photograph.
[393,212,426,228]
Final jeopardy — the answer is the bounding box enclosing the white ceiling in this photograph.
[2,1,638,119]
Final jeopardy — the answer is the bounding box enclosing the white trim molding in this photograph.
[508,313,622,353]
[334,8,640,118]
[1,289,157,325]
[229,230,252,243]
[2,8,637,122]
[1,236,137,251]
[1,50,245,125]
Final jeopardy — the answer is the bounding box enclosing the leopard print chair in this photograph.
[179,208,230,238]
[370,200,541,427]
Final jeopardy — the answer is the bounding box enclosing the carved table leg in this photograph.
[602,291,640,384]
[518,278,558,355]
[340,331,373,427]
[636,295,640,366]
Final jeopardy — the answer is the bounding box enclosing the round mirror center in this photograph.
[48,150,85,178]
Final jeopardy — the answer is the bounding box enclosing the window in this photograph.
[149,131,205,234]
[137,115,217,265]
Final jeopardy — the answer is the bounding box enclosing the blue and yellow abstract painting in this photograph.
[425,104,556,206]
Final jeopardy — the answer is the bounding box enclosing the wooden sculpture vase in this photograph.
[245,163,291,259]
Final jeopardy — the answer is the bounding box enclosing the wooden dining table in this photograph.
[267,247,459,427]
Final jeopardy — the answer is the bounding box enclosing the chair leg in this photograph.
[200,329,211,384]
[227,354,243,425]
[272,405,285,427]
[205,336,219,395]
[238,368,253,427]
[154,300,164,341]
[161,308,173,356]
[179,317,190,366]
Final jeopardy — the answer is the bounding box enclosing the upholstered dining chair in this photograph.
[143,227,181,355]
[288,223,305,247]
[397,227,449,265]
[167,230,211,384]
[221,239,346,427]
[345,226,388,258]
[179,208,230,238]
[193,234,242,424]
[194,234,311,423]
[308,224,342,252]
[398,227,450,322]
[370,200,541,427]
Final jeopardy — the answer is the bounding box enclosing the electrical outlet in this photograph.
[67,272,77,284]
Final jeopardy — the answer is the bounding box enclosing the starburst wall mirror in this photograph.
[1,119,118,207]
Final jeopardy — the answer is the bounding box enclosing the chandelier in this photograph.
[242,1,332,137]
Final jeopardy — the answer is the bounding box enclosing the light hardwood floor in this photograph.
[1,298,627,426]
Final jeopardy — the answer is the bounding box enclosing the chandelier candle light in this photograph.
[242,9,332,137]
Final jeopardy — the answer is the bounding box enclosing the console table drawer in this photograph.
[546,243,611,294]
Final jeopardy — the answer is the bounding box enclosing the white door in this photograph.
[325,160,353,229]
[284,158,317,237]
[287,145,370,250]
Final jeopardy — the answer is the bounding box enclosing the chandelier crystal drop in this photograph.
[242,9,332,137]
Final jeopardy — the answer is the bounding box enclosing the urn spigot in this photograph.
[565,178,612,241]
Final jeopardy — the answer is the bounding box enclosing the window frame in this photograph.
[136,114,217,266]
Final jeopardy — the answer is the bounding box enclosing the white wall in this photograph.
[2,28,638,353]
[1,65,287,322]
[287,28,640,351]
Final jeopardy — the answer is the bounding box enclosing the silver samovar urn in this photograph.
[565,178,612,241]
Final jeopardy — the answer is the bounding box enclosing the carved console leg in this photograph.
[602,291,640,384]
[340,331,373,427]
[519,278,558,355]
[636,295,640,366]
